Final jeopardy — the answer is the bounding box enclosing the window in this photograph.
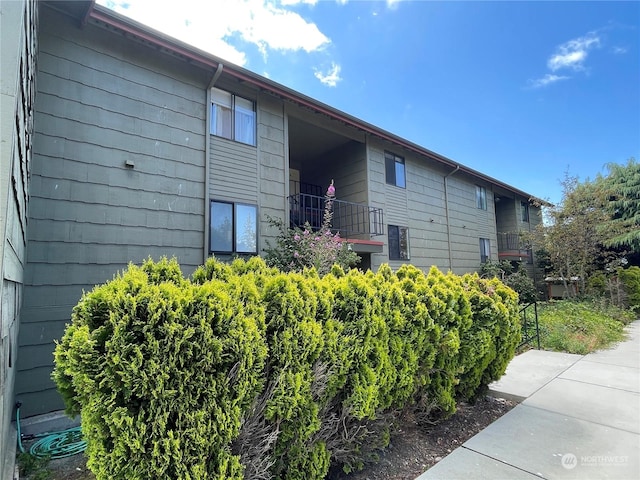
[479,237,491,263]
[385,152,406,188]
[476,186,487,210]
[210,200,257,254]
[520,201,530,222]
[388,225,410,260]
[211,88,256,146]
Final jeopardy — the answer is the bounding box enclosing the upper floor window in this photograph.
[388,225,410,260]
[476,185,487,210]
[211,88,256,146]
[385,152,406,188]
[210,200,258,254]
[479,237,491,263]
[520,201,530,222]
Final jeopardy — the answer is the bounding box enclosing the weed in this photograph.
[17,452,51,480]
[537,300,631,354]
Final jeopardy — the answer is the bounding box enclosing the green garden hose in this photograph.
[16,403,86,459]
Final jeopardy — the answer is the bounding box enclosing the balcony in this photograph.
[497,232,532,263]
[288,193,384,238]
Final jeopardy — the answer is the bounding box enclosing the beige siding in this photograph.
[306,141,368,205]
[405,158,450,270]
[446,176,497,273]
[210,138,258,204]
[496,197,518,233]
[258,94,286,253]
[0,0,37,469]
[368,137,499,274]
[369,138,452,272]
[17,7,207,417]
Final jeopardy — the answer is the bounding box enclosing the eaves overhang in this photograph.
[45,0,551,208]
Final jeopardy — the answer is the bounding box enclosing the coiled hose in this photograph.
[16,403,86,459]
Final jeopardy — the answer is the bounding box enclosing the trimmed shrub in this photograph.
[618,266,640,310]
[53,258,267,479]
[53,256,521,479]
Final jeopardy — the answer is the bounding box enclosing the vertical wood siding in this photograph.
[16,8,207,417]
[306,141,368,205]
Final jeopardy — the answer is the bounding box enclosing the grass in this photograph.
[537,299,636,355]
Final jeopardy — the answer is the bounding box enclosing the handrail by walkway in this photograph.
[518,301,540,349]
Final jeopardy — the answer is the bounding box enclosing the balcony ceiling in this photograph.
[288,116,352,166]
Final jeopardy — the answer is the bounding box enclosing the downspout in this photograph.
[444,165,459,271]
[204,63,224,262]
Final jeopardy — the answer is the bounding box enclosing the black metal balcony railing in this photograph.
[289,193,384,237]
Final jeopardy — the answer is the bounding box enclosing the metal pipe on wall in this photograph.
[444,165,459,272]
[203,63,224,262]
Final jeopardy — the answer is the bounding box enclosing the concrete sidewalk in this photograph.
[417,321,640,480]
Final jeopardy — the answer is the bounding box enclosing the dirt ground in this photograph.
[36,396,513,480]
[331,396,515,480]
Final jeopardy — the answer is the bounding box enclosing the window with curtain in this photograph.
[211,87,256,146]
[479,237,491,263]
[476,185,487,210]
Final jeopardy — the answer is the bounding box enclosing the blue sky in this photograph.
[98,0,639,204]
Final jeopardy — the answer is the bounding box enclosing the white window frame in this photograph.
[476,185,487,210]
[479,237,491,263]
[211,87,256,146]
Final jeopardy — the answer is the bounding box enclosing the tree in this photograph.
[530,172,607,297]
[593,158,640,253]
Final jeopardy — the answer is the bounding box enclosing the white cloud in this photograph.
[280,0,318,5]
[612,46,628,55]
[97,0,331,66]
[528,74,570,89]
[314,62,342,87]
[386,0,402,9]
[547,33,600,71]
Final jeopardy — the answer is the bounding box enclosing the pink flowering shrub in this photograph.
[265,182,360,275]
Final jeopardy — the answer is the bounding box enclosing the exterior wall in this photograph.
[0,0,38,470]
[368,138,497,274]
[496,198,518,233]
[16,7,208,417]
[257,93,286,253]
[495,195,544,280]
[525,203,543,280]
[306,141,368,205]
[446,175,497,274]
[208,80,286,256]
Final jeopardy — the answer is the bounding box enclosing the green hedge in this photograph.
[619,266,640,310]
[53,257,520,480]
